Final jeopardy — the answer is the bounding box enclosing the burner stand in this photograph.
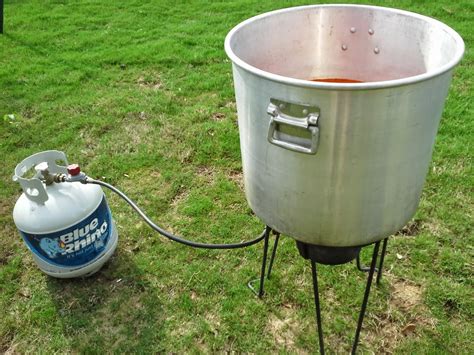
[250,227,389,354]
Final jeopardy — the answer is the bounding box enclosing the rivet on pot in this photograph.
[350,27,356,33]
[341,44,348,51]
[374,47,380,54]
[279,103,285,109]
[302,109,308,115]
[368,28,374,35]
[307,116,318,125]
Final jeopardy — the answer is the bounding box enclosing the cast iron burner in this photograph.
[249,227,389,354]
[296,241,361,265]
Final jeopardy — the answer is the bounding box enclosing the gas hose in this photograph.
[85,178,266,249]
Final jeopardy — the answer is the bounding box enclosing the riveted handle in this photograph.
[267,99,320,155]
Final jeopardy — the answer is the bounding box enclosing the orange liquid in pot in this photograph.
[311,78,363,83]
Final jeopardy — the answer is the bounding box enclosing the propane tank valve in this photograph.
[35,162,67,184]
[66,164,87,183]
[35,162,55,185]
[34,162,89,185]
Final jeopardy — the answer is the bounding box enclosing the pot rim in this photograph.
[224,4,465,91]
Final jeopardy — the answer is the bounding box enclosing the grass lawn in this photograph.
[0,0,472,353]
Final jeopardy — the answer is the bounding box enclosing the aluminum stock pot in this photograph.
[225,5,464,247]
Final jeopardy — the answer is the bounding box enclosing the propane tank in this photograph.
[12,150,118,278]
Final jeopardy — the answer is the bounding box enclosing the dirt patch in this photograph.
[432,159,469,176]
[21,106,39,119]
[205,311,221,337]
[137,75,163,91]
[211,112,225,121]
[227,170,244,191]
[364,278,437,353]
[195,166,216,181]
[396,219,422,236]
[224,101,236,110]
[267,313,296,348]
[424,218,451,238]
[97,118,153,155]
[443,298,462,317]
[0,252,13,266]
[125,121,152,145]
[0,331,14,354]
[107,120,153,155]
[194,339,210,353]
[178,148,193,163]
[266,308,308,353]
[364,313,400,354]
[391,280,423,311]
[170,189,189,208]
[171,320,193,338]
[368,314,436,354]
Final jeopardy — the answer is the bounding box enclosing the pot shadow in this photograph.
[46,250,165,353]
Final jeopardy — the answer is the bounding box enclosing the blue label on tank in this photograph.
[20,197,112,267]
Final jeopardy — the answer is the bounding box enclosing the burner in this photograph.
[296,241,361,265]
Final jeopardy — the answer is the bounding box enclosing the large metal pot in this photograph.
[225,5,464,247]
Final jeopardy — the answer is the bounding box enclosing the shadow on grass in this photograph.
[46,250,165,352]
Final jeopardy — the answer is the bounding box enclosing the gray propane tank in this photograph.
[12,150,118,278]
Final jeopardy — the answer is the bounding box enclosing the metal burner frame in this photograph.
[249,226,389,354]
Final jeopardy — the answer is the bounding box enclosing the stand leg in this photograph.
[311,260,325,355]
[257,226,271,297]
[267,232,280,279]
[351,241,380,354]
[1,0,3,34]
[247,227,274,297]
[356,251,371,272]
[356,237,390,282]
[376,238,389,285]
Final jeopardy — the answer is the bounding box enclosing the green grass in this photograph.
[1,0,473,353]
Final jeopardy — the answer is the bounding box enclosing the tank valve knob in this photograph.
[67,164,87,182]
[67,164,81,176]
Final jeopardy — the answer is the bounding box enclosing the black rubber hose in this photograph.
[86,178,266,249]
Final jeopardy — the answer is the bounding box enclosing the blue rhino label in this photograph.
[20,197,112,267]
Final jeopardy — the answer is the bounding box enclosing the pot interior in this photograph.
[227,5,463,83]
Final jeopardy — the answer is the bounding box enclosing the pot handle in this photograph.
[267,99,320,155]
